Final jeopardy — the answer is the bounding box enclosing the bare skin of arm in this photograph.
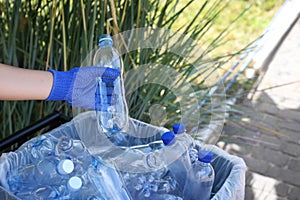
[0,63,53,100]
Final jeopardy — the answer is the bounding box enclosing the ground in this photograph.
[218,17,300,200]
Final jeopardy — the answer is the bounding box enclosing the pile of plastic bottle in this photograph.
[5,123,215,200]
[4,34,215,199]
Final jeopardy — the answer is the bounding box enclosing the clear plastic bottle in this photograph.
[33,185,65,199]
[148,140,164,151]
[65,176,83,198]
[64,172,106,199]
[93,34,129,135]
[88,156,131,200]
[56,136,92,171]
[173,123,199,164]
[146,131,191,196]
[150,193,183,200]
[162,131,191,195]
[172,123,194,149]
[7,156,74,198]
[27,135,55,162]
[189,148,199,164]
[183,150,215,200]
[122,167,178,199]
[7,164,38,193]
[35,156,74,185]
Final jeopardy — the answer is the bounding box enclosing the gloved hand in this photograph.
[46,66,120,110]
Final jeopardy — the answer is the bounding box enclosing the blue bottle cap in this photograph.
[173,123,186,134]
[98,34,113,48]
[198,150,213,163]
[161,131,176,146]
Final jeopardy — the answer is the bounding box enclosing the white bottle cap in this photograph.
[68,176,82,191]
[57,159,74,175]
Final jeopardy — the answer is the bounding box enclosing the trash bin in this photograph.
[0,186,19,200]
[0,111,246,200]
[208,145,246,200]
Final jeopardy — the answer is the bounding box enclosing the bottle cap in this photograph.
[98,34,113,48]
[161,131,176,146]
[58,136,73,152]
[198,150,213,163]
[68,176,82,191]
[172,123,186,134]
[57,159,74,175]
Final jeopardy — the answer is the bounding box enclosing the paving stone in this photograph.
[288,158,300,172]
[251,146,289,167]
[245,186,254,200]
[224,17,300,200]
[246,171,253,186]
[259,134,282,150]
[289,186,300,200]
[248,172,273,191]
[261,113,281,124]
[255,102,279,115]
[267,166,300,187]
[281,142,300,157]
[274,182,290,197]
[243,156,270,174]
[280,128,300,144]
[223,142,253,156]
[277,120,300,132]
[252,120,281,135]
[259,192,278,200]
[277,109,300,122]
[276,197,288,200]
[278,98,300,110]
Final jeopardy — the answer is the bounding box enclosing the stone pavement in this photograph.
[217,17,300,199]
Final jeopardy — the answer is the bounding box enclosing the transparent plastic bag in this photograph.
[0,111,246,200]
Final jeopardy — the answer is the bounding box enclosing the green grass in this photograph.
[168,0,285,57]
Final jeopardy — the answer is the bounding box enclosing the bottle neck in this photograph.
[196,161,210,167]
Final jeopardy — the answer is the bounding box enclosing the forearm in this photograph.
[0,63,53,100]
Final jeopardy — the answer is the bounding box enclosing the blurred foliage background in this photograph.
[0,0,284,141]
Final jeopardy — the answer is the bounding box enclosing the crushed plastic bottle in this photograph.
[161,131,191,195]
[172,123,195,149]
[145,131,191,196]
[122,167,181,199]
[7,156,74,199]
[93,34,129,136]
[88,156,131,200]
[183,150,215,200]
[173,123,199,164]
[6,135,111,199]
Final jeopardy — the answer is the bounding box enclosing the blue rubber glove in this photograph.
[46,67,120,110]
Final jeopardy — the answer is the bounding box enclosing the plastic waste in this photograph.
[161,131,191,195]
[93,34,129,136]
[122,167,180,199]
[149,193,183,200]
[0,113,247,200]
[172,123,195,148]
[145,131,191,196]
[189,148,199,164]
[183,150,215,200]
[67,176,82,191]
[7,157,74,193]
[88,156,131,200]
[32,185,64,199]
[173,123,199,164]
[5,135,114,199]
[56,136,92,170]
[26,135,55,162]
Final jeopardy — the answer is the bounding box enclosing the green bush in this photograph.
[0,0,277,140]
